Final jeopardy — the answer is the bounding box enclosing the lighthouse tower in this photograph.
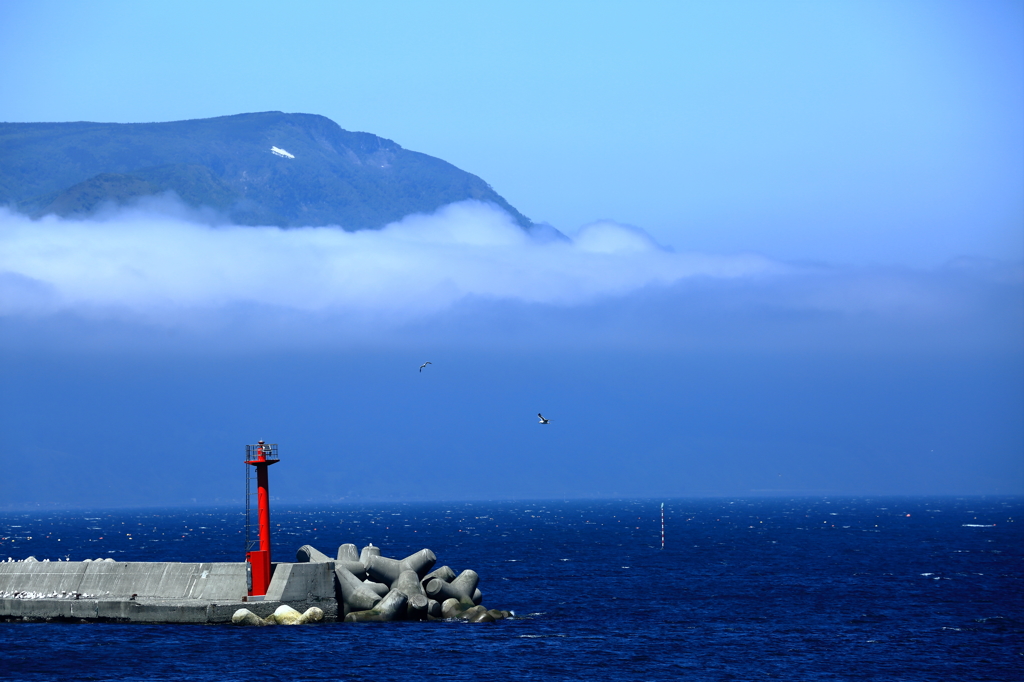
[244,441,279,596]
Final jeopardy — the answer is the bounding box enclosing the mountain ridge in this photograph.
[0,111,532,230]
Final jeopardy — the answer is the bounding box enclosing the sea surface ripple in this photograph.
[0,497,1021,681]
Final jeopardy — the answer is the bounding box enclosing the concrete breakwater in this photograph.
[0,556,321,624]
[0,543,511,625]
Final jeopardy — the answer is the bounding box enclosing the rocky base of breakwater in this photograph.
[233,542,513,625]
[232,604,324,626]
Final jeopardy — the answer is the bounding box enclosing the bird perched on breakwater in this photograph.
[419,362,432,372]
[538,413,550,424]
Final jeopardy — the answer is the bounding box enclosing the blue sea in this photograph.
[1,497,1021,681]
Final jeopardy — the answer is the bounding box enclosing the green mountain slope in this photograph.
[0,111,531,229]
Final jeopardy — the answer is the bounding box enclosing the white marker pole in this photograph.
[661,502,665,549]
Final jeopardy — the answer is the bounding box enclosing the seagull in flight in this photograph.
[537,413,550,424]
[419,362,432,373]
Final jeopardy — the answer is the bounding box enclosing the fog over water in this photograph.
[0,200,781,322]
[1,199,1018,353]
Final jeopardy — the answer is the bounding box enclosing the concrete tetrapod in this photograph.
[232,608,268,626]
[302,607,326,624]
[270,605,303,624]
[336,544,359,563]
[358,544,381,568]
[440,597,464,619]
[393,569,429,620]
[400,549,437,578]
[337,561,368,580]
[231,606,325,626]
[344,589,408,622]
[459,605,495,623]
[296,545,332,563]
[421,565,456,588]
[363,581,389,597]
[450,569,479,600]
[365,555,404,585]
[277,606,323,624]
[335,564,383,613]
[298,543,364,577]
[405,595,428,621]
[366,549,437,585]
[425,569,479,606]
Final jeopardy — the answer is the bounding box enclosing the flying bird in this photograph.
[419,362,432,372]
[538,413,550,424]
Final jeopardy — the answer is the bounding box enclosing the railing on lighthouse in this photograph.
[244,441,279,597]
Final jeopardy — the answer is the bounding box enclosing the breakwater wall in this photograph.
[0,557,335,624]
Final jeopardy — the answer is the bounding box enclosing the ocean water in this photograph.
[0,497,1021,681]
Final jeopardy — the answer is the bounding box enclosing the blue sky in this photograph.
[0,0,1021,507]
[2,0,1020,264]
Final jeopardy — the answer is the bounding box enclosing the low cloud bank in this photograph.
[1,198,1020,352]
[0,200,780,314]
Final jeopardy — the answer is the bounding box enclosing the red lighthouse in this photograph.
[244,441,279,596]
